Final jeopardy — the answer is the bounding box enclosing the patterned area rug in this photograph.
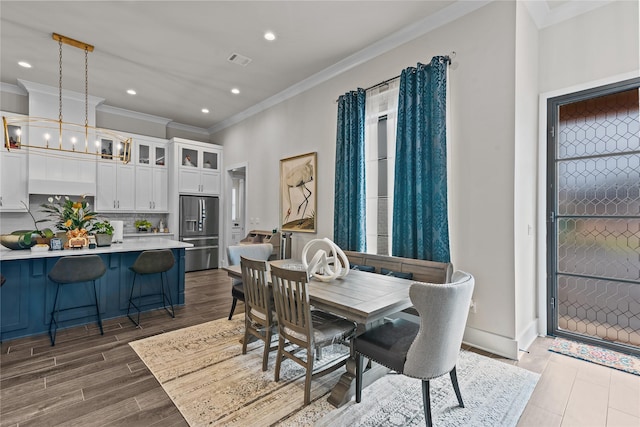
[549,337,640,376]
[130,317,539,426]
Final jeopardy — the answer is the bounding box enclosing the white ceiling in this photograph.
[0,1,611,133]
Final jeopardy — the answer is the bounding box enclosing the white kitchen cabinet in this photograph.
[135,166,168,212]
[96,141,135,212]
[0,150,28,212]
[134,137,168,212]
[174,141,222,195]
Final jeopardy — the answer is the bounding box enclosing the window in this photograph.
[364,80,399,255]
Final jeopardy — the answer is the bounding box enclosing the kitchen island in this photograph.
[0,238,192,341]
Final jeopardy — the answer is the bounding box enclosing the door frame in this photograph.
[223,161,248,267]
[536,71,640,337]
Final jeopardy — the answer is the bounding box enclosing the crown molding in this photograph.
[524,0,613,29]
[167,121,210,136]
[1,82,27,96]
[96,104,172,125]
[209,0,491,134]
[17,79,105,106]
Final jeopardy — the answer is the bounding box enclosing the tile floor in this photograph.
[472,337,640,427]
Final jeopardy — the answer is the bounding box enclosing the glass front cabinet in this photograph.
[172,139,222,195]
[134,136,168,212]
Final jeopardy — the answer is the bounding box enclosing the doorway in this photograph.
[225,163,247,265]
[546,78,640,355]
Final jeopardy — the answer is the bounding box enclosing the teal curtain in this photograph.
[334,88,366,251]
[392,57,449,262]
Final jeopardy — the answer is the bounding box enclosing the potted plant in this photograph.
[135,219,152,232]
[92,221,114,247]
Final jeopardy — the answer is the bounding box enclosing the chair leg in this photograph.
[127,274,141,327]
[242,316,250,355]
[355,353,364,403]
[422,380,432,427]
[160,272,175,318]
[303,347,314,405]
[92,280,103,335]
[228,297,238,320]
[274,335,285,382]
[49,283,62,346]
[261,326,272,371]
[450,366,464,408]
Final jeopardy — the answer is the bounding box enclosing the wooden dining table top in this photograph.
[223,259,414,325]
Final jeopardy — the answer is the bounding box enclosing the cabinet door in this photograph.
[202,149,219,171]
[116,165,135,211]
[179,168,202,193]
[200,170,221,195]
[96,162,118,211]
[153,167,168,211]
[0,151,28,211]
[134,166,154,211]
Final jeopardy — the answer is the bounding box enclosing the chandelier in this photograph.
[2,33,131,163]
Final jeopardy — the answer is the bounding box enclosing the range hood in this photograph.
[29,179,95,197]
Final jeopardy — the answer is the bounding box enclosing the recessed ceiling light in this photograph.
[202,108,209,114]
[127,89,136,95]
[18,61,32,68]
[264,31,276,41]
[231,88,240,95]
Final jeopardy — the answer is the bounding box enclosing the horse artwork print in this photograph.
[280,152,317,233]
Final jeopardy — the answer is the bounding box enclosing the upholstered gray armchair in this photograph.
[226,243,273,319]
[355,271,475,427]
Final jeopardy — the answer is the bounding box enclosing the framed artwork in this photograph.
[280,152,317,233]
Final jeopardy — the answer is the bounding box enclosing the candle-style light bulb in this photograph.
[71,137,77,151]
[44,133,50,148]
[15,128,21,143]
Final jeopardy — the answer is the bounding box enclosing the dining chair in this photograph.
[270,264,356,405]
[226,243,273,320]
[354,271,475,427]
[240,256,278,371]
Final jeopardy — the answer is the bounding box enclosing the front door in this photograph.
[547,78,640,355]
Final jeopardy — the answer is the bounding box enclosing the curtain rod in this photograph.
[337,51,455,101]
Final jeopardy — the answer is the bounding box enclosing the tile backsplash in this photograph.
[0,195,168,234]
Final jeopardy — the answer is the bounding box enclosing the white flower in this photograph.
[48,197,53,203]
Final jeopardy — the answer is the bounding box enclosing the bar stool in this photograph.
[127,249,175,327]
[48,255,106,346]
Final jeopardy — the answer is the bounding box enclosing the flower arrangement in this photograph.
[40,195,97,233]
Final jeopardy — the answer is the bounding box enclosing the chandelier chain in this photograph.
[85,47,89,129]
[58,38,63,123]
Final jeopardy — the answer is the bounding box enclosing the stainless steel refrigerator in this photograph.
[180,195,219,271]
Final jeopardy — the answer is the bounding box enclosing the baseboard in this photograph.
[463,320,540,360]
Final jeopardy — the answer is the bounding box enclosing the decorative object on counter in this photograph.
[92,221,114,247]
[40,195,97,232]
[135,219,152,232]
[111,220,124,243]
[301,237,349,282]
[50,238,63,251]
[0,201,55,250]
[67,228,89,249]
[31,244,50,252]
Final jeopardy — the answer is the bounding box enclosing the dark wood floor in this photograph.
[0,269,236,427]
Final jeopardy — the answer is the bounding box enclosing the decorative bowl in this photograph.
[0,233,39,250]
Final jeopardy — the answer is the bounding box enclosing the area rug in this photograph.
[549,337,640,376]
[130,317,539,426]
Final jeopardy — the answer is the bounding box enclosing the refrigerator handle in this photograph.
[198,199,203,232]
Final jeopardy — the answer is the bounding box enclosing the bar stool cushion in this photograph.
[49,255,106,284]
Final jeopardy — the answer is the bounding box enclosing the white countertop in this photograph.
[0,238,192,261]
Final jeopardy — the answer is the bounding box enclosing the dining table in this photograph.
[223,259,415,407]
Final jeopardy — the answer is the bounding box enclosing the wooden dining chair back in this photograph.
[226,243,273,319]
[240,255,277,371]
[270,264,356,405]
[354,271,475,427]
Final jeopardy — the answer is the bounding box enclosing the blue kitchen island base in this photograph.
[0,240,189,342]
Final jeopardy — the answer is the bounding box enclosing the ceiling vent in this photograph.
[227,53,252,67]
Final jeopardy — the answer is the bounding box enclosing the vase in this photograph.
[0,233,37,250]
[95,233,112,247]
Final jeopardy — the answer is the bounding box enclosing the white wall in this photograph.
[513,1,540,351]
[536,1,640,335]
[215,1,523,357]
